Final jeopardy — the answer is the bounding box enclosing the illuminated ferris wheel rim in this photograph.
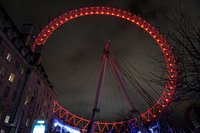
[34,6,177,132]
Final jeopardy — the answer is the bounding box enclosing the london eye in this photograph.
[34,7,178,132]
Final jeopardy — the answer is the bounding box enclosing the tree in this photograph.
[151,11,200,102]
[166,13,200,100]
[148,10,200,132]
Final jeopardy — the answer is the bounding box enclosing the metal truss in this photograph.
[34,6,178,132]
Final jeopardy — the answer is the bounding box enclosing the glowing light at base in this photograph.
[31,120,47,133]
[52,118,81,133]
[32,125,45,133]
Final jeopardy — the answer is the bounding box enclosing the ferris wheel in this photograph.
[33,6,178,133]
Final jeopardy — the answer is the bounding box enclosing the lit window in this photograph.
[24,97,29,105]
[44,101,46,106]
[42,112,44,117]
[8,73,15,82]
[6,53,12,62]
[4,115,10,123]
[25,118,29,126]
[0,66,6,76]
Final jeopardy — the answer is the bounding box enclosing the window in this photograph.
[0,45,4,56]
[3,87,10,98]
[24,97,29,105]
[37,80,41,87]
[12,91,17,101]
[30,96,34,103]
[44,101,46,106]
[36,103,39,111]
[39,107,41,114]
[16,79,21,89]
[6,53,11,62]
[0,129,6,133]
[15,60,20,69]
[46,112,49,119]
[0,66,6,76]
[34,89,36,96]
[42,112,44,117]
[15,61,24,75]
[20,67,24,75]
[8,73,15,82]
[25,118,29,127]
[4,115,10,123]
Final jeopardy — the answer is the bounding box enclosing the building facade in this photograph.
[0,4,57,133]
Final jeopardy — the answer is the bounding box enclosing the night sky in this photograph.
[1,0,199,122]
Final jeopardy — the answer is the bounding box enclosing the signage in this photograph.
[31,120,47,133]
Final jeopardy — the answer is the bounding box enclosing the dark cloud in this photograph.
[1,0,199,122]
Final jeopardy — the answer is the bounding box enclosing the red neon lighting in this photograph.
[34,6,178,132]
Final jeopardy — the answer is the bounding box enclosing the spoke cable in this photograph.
[113,57,156,107]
